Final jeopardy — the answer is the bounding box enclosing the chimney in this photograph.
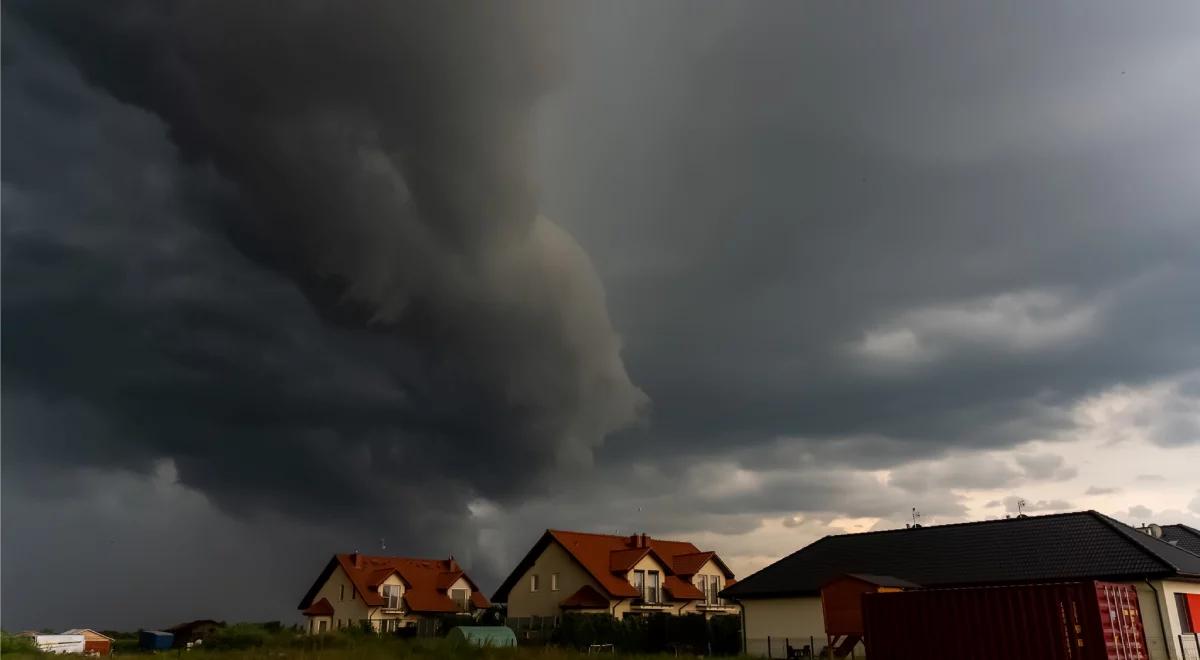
[352,552,363,569]
[448,555,460,572]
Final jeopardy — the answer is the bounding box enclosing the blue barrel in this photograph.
[139,631,175,650]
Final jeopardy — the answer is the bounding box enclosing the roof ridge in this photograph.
[1087,510,1177,572]
[339,553,453,564]
[547,528,698,546]
[820,510,1091,539]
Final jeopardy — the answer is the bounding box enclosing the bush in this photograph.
[201,623,279,650]
[551,612,741,655]
[1,632,39,655]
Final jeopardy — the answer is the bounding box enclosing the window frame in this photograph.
[530,574,540,592]
[451,588,469,611]
[382,584,402,609]
[551,573,560,591]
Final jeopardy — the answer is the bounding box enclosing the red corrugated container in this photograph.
[862,581,1149,660]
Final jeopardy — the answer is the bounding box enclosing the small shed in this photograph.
[63,629,114,655]
[34,635,86,655]
[138,630,175,650]
[446,626,517,648]
[821,574,919,657]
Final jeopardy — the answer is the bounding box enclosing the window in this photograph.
[635,570,660,604]
[551,573,560,591]
[383,619,398,633]
[452,588,469,611]
[530,574,540,592]
[317,620,327,634]
[340,584,345,601]
[382,584,402,609]
[1178,593,1196,633]
[709,575,721,605]
[696,575,707,599]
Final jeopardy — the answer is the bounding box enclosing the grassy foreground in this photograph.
[1,634,753,660]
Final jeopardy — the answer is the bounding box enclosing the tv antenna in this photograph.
[911,507,922,528]
[1017,499,1027,517]
[380,538,387,551]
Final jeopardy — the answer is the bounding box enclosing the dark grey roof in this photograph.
[1160,524,1200,556]
[723,511,1200,599]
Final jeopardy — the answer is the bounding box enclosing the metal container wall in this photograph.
[138,631,175,650]
[862,581,1149,660]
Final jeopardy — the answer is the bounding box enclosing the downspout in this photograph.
[735,599,747,655]
[1144,578,1171,659]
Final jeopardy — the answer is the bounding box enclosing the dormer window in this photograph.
[382,584,402,609]
[633,570,660,604]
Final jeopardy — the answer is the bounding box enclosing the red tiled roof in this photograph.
[298,554,489,613]
[403,592,460,613]
[664,576,705,601]
[671,551,715,576]
[609,548,650,572]
[302,597,335,616]
[436,570,464,590]
[470,591,490,609]
[560,585,612,609]
[492,530,736,603]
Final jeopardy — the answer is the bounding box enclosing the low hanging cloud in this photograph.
[853,289,1100,368]
[1128,505,1154,519]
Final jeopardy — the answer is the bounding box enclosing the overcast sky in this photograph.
[3,1,1199,632]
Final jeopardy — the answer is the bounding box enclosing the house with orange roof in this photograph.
[492,530,736,620]
[297,553,490,634]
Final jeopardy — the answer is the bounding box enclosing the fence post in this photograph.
[767,635,772,659]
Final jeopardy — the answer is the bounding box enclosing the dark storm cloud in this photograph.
[3,2,644,628]
[5,2,645,508]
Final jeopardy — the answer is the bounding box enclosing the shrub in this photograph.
[1,632,39,655]
[201,623,277,650]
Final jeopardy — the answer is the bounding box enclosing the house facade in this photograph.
[492,530,736,620]
[722,511,1200,660]
[297,553,489,634]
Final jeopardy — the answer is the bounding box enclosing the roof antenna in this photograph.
[910,507,922,528]
[1017,499,1027,518]
[380,538,387,551]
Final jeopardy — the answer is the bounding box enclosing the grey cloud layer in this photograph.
[4,0,1200,631]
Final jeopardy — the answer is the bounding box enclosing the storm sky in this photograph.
[3,1,1199,631]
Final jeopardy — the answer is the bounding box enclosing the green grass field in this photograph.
[2,631,753,660]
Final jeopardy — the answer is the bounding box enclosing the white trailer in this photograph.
[35,635,86,654]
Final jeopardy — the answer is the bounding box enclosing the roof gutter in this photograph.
[1143,578,1170,657]
[735,599,747,655]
